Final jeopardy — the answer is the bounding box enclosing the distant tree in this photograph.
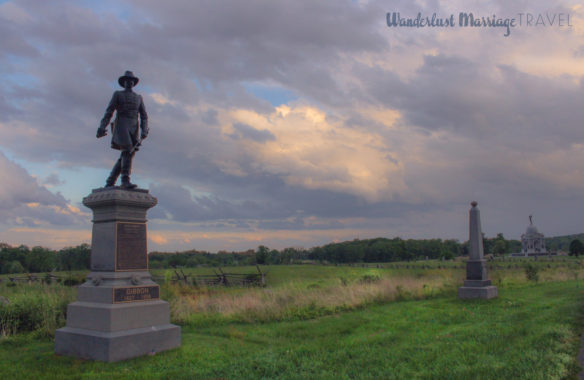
[569,239,584,256]
[481,233,493,256]
[6,260,25,274]
[266,249,281,265]
[442,239,461,259]
[309,246,325,261]
[346,244,365,262]
[167,253,188,267]
[492,240,508,256]
[507,239,522,254]
[365,240,385,262]
[26,246,57,273]
[460,241,469,256]
[17,245,30,252]
[255,245,269,264]
[57,244,91,271]
[439,247,454,260]
[280,248,298,264]
[186,255,204,267]
[397,239,413,261]
[491,234,509,256]
[0,245,28,273]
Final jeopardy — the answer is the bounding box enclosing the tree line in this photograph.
[0,243,90,274]
[151,234,522,267]
[2,233,583,274]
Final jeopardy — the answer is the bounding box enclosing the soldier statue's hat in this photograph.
[118,70,139,87]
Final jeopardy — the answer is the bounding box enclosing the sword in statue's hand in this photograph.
[129,139,142,155]
[131,131,147,154]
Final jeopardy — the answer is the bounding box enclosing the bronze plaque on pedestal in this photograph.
[116,222,148,271]
[113,285,160,303]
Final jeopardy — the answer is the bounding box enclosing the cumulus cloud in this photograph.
[43,173,64,187]
[229,122,276,143]
[1,0,583,249]
[0,151,88,228]
[219,104,406,201]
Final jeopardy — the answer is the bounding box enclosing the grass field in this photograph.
[1,260,584,379]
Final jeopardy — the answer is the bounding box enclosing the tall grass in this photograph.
[168,270,456,324]
[168,265,584,326]
[0,284,76,337]
[170,278,445,323]
[0,262,581,337]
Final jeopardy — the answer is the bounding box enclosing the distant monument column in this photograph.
[55,188,181,362]
[458,201,498,299]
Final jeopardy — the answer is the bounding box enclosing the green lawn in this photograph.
[1,280,583,379]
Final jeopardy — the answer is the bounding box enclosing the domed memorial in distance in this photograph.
[512,215,555,257]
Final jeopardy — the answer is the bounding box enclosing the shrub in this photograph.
[358,274,381,284]
[5,261,25,274]
[62,276,85,286]
[0,284,75,337]
[569,239,584,256]
[524,263,540,283]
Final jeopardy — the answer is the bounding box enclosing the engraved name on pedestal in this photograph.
[113,285,160,303]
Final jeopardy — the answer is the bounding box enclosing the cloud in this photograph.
[0,227,90,249]
[0,151,88,228]
[149,232,168,245]
[1,0,584,250]
[220,104,406,202]
[229,122,275,143]
[43,173,64,187]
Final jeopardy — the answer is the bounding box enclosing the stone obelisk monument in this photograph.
[458,201,498,299]
[55,188,181,361]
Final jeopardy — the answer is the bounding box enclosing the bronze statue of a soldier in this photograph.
[96,70,148,189]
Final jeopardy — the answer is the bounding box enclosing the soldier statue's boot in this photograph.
[120,151,137,189]
[105,158,122,187]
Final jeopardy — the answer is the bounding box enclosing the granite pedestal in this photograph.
[458,260,498,299]
[458,202,498,300]
[55,188,181,362]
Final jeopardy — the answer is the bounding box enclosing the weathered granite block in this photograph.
[65,300,170,332]
[55,324,180,362]
[458,286,498,299]
[466,260,489,281]
[463,279,492,287]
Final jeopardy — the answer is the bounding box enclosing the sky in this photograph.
[0,0,583,252]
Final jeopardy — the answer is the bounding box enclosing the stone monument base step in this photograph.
[463,279,492,287]
[65,300,170,332]
[458,285,498,300]
[55,324,181,362]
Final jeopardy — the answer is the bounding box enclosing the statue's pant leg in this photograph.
[121,150,137,188]
[105,156,122,187]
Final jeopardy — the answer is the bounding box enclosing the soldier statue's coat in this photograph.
[99,75,148,150]
[97,71,148,189]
